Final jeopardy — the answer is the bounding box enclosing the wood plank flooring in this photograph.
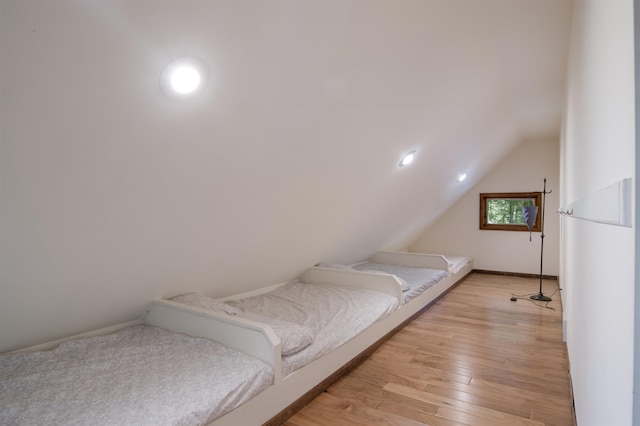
[284,273,574,426]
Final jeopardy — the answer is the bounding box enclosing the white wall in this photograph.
[0,1,572,353]
[560,0,635,425]
[410,137,560,276]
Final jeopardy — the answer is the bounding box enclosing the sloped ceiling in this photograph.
[0,0,572,351]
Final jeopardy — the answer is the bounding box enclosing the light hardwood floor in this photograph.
[284,273,575,426]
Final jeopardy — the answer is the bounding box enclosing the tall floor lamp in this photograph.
[522,178,552,302]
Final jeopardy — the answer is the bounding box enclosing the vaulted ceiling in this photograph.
[0,0,573,351]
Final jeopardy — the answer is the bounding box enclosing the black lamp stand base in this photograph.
[530,293,552,302]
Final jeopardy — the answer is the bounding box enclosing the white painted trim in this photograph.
[558,178,633,227]
[300,267,404,303]
[371,251,452,271]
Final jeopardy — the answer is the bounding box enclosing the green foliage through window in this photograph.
[487,198,531,225]
[479,192,542,232]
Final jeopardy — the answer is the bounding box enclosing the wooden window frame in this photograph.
[479,192,542,232]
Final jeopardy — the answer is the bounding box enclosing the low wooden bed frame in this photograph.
[143,251,473,426]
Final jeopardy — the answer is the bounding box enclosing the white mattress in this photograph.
[352,262,448,303]
[0,325,273,426]
[225,281,399,376]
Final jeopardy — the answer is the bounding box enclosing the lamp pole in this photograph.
[531,178,552,302]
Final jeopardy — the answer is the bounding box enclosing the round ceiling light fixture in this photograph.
[399,150,416,167]
[160,56,208,98]
[171,66,200,94]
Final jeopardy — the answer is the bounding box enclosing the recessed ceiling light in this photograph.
[399,150,416,167]
[160,56,207,98]
[170,66,201,94]
[457,173,467,182]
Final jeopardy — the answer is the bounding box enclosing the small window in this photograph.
[479,192,542,232]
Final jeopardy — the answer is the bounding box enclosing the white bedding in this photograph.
[175,281,399,377]
[228,281,399,376]
[351,262,448,303]
[170,292,314,356]
[0,325,273,426]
